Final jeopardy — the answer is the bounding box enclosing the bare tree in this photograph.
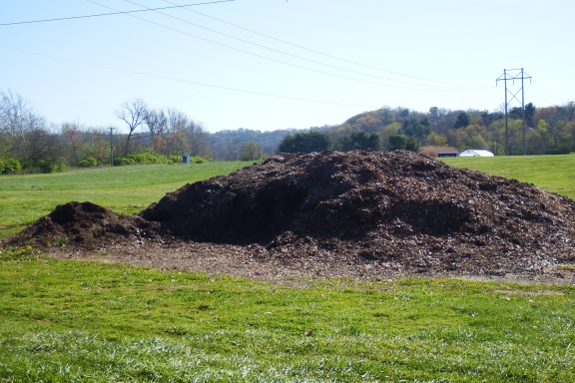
[114,98,147,156]
[145,108,168,140]
[0,90,46,159]
[186,120,210,157]
[167,108,188,133]
[26,125,63,163]
[62,122,82,164]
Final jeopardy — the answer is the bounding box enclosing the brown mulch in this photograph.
[6,150,575,283]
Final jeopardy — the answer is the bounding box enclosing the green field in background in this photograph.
[0,162,251,237]
[442,154,575,199]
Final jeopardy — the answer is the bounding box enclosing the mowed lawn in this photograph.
[2,155,575,381]
[1,248,574,382]
[0,162,251,238]
[442,154,575,199]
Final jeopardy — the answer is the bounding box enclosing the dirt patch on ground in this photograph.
[7,151,575,283]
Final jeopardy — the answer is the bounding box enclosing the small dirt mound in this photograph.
[11,201,159,248]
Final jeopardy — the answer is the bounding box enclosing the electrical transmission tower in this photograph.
[496,68,532,156]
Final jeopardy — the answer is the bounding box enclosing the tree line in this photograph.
[278,102,575,156]
[0,92,213,174]
[1,88,574,175]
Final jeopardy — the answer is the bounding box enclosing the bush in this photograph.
[113,152,206,166]
[169,155,183,164]
[79,157,98,167]
[190,156,207,164]
[1,158,22,175]
[114,157,136,166]
[37,160,56,174]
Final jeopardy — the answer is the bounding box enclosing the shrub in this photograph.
[114,157,135,166]
[79,157,98,167]
[114,153,205,166]
[1,158,22,175]
[37,160,55,174]
[190,156,207,164]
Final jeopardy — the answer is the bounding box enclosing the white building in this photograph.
[459,149,494,157]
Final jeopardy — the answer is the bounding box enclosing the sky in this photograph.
[1,0,573,133]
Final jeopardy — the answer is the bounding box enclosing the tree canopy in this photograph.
[278,131,331,153]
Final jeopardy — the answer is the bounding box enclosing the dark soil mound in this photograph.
[11,201,159,248]
[141,150,575,274]
[10,151,575,277]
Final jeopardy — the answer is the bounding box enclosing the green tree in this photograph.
[525,103,536,128]
[337,131,381,151]
[465,135,488,150]
[278,131,331,153]
[453,112,471,129]
[388,134,420,152]
[240,140,263,161]
[379,122,401,150]
[403,116,431,140]
[426,132,448,146]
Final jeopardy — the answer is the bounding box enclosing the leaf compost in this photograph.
[8,151,575,281]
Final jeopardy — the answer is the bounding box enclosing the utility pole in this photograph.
[109,127,115,167]
[496,68,532,156]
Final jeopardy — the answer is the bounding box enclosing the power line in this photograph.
[2,0,494,90]
[531,84,564,103]
[162,0,488,89]
[123,0,492,91]
[86,0,492,92]
[0,44,378,108]
[0,0,235,26]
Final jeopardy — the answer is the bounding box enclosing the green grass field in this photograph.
[1,248,574,382]
[442,154,575,199]
[0,162,251,238]
[2,156,575,381]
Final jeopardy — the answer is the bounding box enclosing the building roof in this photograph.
[459,149,494,157]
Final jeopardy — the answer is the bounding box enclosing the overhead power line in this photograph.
[531,84,564,103]
[162,0,488,89]
[0,0,235,26]
[123,0,491,91]
[86,0,492,92]
[0,44,377,108]
[1,0,492,90]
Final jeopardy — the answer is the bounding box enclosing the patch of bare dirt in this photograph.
[7,151,575,283]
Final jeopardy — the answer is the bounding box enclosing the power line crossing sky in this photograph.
[1,0,573,132]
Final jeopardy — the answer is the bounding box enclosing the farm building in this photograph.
[459,149,494,157]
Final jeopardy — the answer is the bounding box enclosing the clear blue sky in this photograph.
[1,0,572,133]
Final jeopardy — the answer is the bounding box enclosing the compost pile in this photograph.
[14,201,162,248]
[11,151,575,278]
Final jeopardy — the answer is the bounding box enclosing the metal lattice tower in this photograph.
[496,68,532,156]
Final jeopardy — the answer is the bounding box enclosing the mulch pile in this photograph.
[10,150,575,278]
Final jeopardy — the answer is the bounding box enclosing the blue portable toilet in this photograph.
[182,153,190,163]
